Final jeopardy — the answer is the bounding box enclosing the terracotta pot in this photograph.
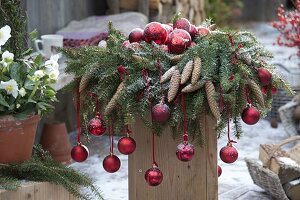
[40,123,72,164]
[0,115,40,164]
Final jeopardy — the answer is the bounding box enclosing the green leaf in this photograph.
[0,94,9,108]
[29,29,38,40]
[27,98,37,104]
[24,80,34,90]
[9,62,21,83]
[21,48,33,57]
[33,54,43,66]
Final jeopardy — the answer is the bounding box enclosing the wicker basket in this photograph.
[246,136,300,200]
[279,95,300,137]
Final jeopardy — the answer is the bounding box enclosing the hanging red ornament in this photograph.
[173,18,191,32]
[219,143,238,164]
[152,103,170,123]
[257,68,272,86]
[271,86,278,95]
[88,114,106,136]
[218,165,222,177]
[241,105,260,125]
[176,142,195,162]
[168,29,192,54]
[143,22,168,45]
[145,165,163,186]
[103,154,121,173]
[129,28,144,43]
[71,143,89,162]
[118,136,136,155]
[198,26,210,36]
[189,24,198,38]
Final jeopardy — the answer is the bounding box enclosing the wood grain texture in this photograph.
[129,116,218,200]
[0,182,77,200]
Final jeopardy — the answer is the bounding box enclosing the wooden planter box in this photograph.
[0,182,77,200]
[129,115,218,199]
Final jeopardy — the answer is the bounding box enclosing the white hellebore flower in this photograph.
[34,70,45,78]
[45,54,59,73]
[19,88,26,97]
[0,79,19,98]
[0,25,11,46]
[2,51,14,62]
[49,69,59,80]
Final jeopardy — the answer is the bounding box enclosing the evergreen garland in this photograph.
[0,145,103,200]
[62,21,293,143]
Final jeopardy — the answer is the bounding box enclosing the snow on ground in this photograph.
[71,23,299,200]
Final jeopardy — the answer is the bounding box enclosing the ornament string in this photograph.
[226,103,237,144]
[181,93,188,143]
[125,124,132,137]
[108,123,114,154]
[89,92,100,115]
[156,59,164,102]
[76,85,81,144]
[142,69,157,166]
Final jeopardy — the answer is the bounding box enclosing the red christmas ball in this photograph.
[71,144,89,162]
[88,115,106,136]
[271,86,278,95]
[219,143,238,164]
[152,103,170,123]
[176,142,195,162]
[145,166,163,186]
[218,165,222,177]
[159,44,169,52]
[198,26,210,36]
[143,22,168,45]
[103,154,121,173]
[163,24,173,34]
[122,40,130,48]
[189,24,198,38]
[129,28,144,43]
[173,18,191,32]
[118,136,136,155]
[241,106,260,125]
[168,29,192,54]
[257,68,272,86]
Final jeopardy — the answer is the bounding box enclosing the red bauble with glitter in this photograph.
[241,106,260,125]
[152,103,170,123]
[257,68,272,86]
[219,143,238,164]
[189,24,198,38]
[71,144,89,162]
[198,26,210,36]
[176,142,195,162]
[143,22,168,45]
[88,115,106,136]
[173,18,191,32]
[145,166,163,186]
[168,29,192,54]
[118,136,136,155]
[129,28,144,43]
[103,154,121,173]
[218,165,222,177]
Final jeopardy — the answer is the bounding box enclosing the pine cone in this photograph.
[161,66,177,83]
[104,82,125,115]
[191,57,202,84]
[247,79,265,108]
[181,60,194,84]
[182,80,206,93]
[168,70,181,102]
[205,81,220,120]
[79,74,92,93]
[170,54,183,64]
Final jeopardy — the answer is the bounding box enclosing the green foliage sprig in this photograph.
[0,145,103,200]
[62,21,293,143]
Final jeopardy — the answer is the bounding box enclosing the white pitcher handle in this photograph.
[34,39,44,55]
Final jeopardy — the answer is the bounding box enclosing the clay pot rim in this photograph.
[0,114,40,129]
